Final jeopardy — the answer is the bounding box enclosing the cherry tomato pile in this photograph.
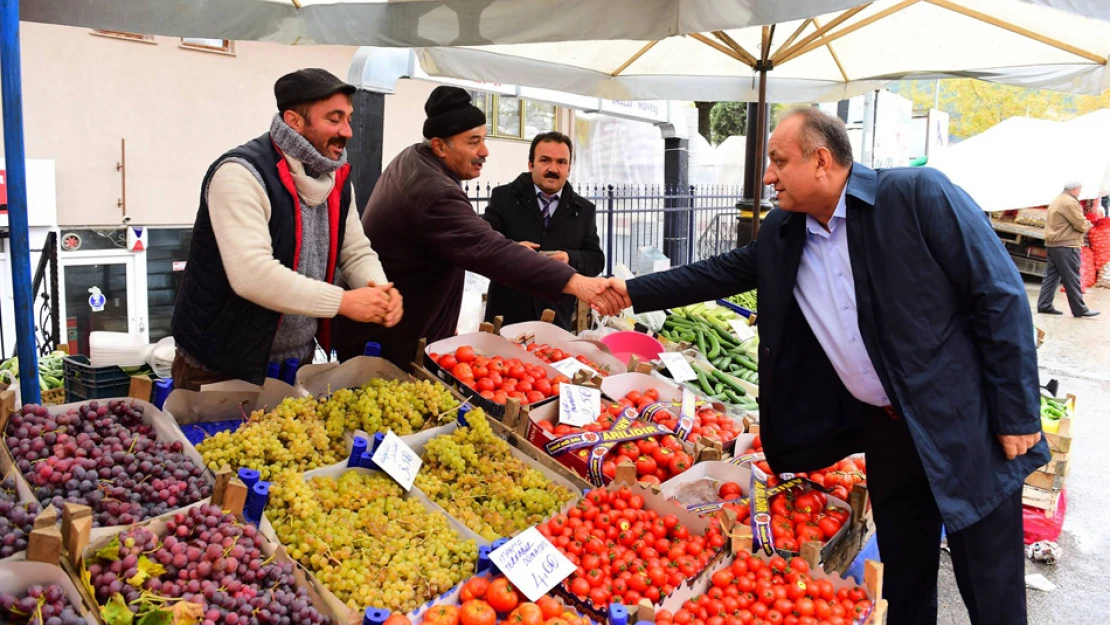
[523,343,611,377]
[420,575,588,625]
[743,439,866,503]
[537,486,725,610]
[655,553,874,625]
[764,486,850,553]
[432,345,569,405]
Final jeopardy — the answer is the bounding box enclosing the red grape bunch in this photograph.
[0,476,42,558]
[5,401,211,526]
[86,504,331,625]
[0,583,87,625]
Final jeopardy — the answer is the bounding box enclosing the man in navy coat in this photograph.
[597,108,1048,625]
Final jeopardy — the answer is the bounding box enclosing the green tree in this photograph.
[709,102,747,145]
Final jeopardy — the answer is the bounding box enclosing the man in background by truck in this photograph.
[1037,181,1099,318]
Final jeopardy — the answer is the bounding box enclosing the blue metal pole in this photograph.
[1,0,42,406]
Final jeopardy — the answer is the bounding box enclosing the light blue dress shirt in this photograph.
[534,184,560,218]
[793,186,890,407]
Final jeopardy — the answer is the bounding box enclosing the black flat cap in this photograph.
[275,68,356,112]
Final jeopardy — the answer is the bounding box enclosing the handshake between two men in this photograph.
[563,275,632,316]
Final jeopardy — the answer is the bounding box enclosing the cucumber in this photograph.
[733,354,758,372]
[707,332,721,359]
[695,327,708,356]
[723,389,744,404]
[710,369,748,395]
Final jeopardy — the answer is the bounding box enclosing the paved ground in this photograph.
[936,282,1110,624]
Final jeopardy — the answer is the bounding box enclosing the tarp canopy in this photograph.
[19,0,872,48]
[929,109,1110,211]
[416,0,1110,102]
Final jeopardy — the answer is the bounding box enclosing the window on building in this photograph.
[91,30,155,43]
[181,38,234,53]
[470,91,557,140]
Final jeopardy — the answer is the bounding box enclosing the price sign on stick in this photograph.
[659,351,697,382]
[371,431,422,491]
[490,527,576,602]
[559,384,601,427]
[552,357,599,379]
[729,319,756,342]
[681,387,696,420]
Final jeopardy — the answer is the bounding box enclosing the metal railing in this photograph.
[463,182,744,275]
[25,231,60,357]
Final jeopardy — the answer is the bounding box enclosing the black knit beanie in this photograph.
[422,86,487,140]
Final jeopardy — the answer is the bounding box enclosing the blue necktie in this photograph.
[538,192,558,228]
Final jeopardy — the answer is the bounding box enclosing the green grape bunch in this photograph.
[318,379,460,438]
[416,409,578,541]
[267,470,477,613]
[196,396,345,479]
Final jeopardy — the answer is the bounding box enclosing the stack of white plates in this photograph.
[89,332,150,367]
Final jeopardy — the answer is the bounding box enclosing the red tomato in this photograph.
[817,517,842,541]
[438,354,459,370]
[452,363,474,381]
[635,456,658,476]
[476,377,495,392]
[455,346,476,363]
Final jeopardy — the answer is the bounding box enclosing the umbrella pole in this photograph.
[1,0,42,405]
[750,66,768,241]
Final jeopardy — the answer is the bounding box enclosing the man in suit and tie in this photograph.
[481,132,604,330]
[595,107,1048,625]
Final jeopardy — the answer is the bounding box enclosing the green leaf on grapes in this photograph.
[137,609,173,625]
[95,535,121,561]
[101,593,135,625]
[127,555,166,588]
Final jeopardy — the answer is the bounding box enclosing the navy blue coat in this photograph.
[627,164,1049,531]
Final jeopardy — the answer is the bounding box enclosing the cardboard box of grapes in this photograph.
[0,560,100,624]
[256,464,488,623]
[165,367,466,481]
[539,480,724,623]
[72,505,341,625]
[1,398,215,542]
[424,332,562,419]
[1,437,42,562]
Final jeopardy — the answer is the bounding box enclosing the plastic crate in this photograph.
[63,355,132,402]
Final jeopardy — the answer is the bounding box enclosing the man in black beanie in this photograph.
[334,86,614,367]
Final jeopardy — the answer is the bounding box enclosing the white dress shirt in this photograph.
[793,185,890,407]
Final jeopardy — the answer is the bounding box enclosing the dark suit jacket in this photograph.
[627,164,1048,531]
[482,173,605,329]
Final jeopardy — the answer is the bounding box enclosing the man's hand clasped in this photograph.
[339,281,403,327]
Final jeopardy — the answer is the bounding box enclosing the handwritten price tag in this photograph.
[552,357,599,379]
[729,319,756,342]
[659,351,697,382]
[371,430,422,491]
[490,527,577,602]
[558,384,601,427]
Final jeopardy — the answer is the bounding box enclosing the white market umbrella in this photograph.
[19,0,872,47]
[415,0,1110,234]
[930,110,1110,211]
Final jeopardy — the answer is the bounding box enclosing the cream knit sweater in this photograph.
[205,153,387,319]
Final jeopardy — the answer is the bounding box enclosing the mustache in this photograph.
[544,171,561,179]
[471,157,487,165]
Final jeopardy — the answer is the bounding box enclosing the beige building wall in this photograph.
[2,23,542,228]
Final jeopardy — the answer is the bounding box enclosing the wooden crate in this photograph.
[1024,393,1075,494]
[1022,484,1063,518]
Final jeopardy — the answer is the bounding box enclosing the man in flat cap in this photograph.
[334,86,609,367]
[1038,181,1099,317]
[172,68,402,390]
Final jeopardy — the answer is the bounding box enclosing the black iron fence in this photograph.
[463,182,744,275]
